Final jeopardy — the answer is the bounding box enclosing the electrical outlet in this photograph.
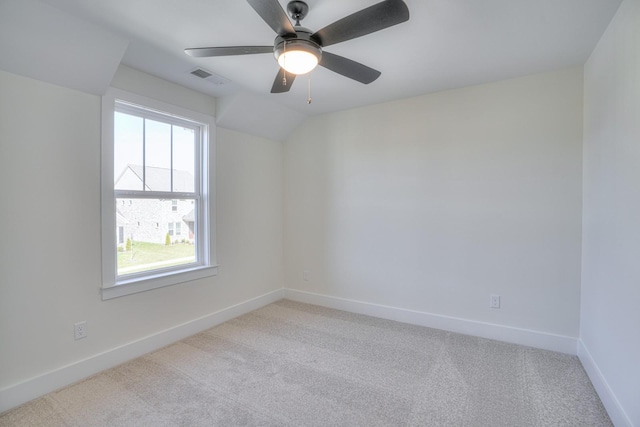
[490,295,501,309]
[74,321,87,340]
[303,269,310,281]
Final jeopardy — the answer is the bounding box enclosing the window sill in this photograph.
[101,265,218,300]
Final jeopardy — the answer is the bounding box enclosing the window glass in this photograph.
[114,112,143,191]
[145,119,172,192]
[112,106,201,278]
[173,126,195,192]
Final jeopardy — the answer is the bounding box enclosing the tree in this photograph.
[125,237,132,251]
[165,232,171,246]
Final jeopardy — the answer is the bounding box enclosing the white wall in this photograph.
[284,68,584,340]
[581,0,640,425]
[0,67,283,406]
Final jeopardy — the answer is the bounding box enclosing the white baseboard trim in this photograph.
[578,339,633,427]
[0,288,285,414]
[284,289,578,355]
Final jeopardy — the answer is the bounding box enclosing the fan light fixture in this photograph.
[275,39,321,75]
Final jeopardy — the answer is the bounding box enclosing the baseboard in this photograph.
[578,339,634,427]
[0,288,285,414]
[284,289,578,355]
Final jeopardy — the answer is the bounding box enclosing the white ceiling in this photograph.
[1,0,622,140]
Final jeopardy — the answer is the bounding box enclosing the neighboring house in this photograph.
[115,164,195,248]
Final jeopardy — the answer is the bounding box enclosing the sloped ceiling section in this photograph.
[0,0,128,95]
[216,91,308,142]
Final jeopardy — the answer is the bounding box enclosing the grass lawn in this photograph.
[118,241,195,275]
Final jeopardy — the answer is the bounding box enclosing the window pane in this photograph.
[116,197,196,276]
[145,119,172,192]
[173,126,196,192]
[114,112,143,190]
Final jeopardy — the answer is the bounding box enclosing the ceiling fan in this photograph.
[185,0,410,93]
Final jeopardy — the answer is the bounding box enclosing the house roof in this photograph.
[115,164,194,193]
[182,209,195,223]
[116,208,130,224]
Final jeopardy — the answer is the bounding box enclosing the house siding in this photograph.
[117,198,194,247]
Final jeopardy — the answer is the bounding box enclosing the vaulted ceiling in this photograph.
[0,0,622,140]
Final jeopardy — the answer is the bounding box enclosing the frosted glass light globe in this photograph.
[278,50,319,75]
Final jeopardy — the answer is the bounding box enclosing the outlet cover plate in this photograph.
[490,295,501,309]
[74,321,87,340]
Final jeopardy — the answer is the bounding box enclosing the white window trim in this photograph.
[101,87,217,300]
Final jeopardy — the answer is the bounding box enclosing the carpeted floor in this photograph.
[0,300,612,426]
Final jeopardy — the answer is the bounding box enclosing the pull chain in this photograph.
[282,42,287,86]
[307,76,312,104]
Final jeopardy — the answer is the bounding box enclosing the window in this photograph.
[101,88,216,299]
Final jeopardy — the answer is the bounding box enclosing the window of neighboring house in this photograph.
[101,88,217,300]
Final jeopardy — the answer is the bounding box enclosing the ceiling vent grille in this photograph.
[191,68,213,79]
[189,68,231,86]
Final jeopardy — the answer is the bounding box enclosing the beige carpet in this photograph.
[0,300,612,426]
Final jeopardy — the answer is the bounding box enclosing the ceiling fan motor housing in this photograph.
[273,27,323,65]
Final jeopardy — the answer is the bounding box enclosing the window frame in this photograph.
[101,88,217,300]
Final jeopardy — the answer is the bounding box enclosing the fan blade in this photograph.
[247,0,296,36]
[319,52,381,84]
[271,68,296,93]
[185,46,273,57]
[311,0,409,47]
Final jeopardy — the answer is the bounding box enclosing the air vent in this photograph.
[189,68,232,86]
[191,68,212,79]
